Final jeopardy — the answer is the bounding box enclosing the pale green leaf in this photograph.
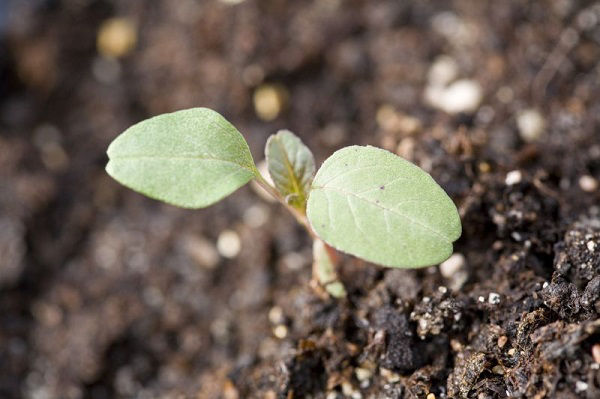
[106,108,257,208]
[265,129,315,210]
[306,146,461,268]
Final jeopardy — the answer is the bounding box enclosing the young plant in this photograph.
[106,108,461,297]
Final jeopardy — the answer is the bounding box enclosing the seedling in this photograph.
[106,108,461,297]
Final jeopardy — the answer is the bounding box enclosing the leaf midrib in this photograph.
[108,154,256,174]
[312,184,452,243]
[274,137,304,199]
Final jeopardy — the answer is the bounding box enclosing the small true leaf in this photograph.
[106,108,257,208]
[265,129,315,211]
[306,146,461,268]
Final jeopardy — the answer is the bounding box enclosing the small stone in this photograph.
[355,367,372,382]
[341,381,362,399]
[268,306,284,324]
[579,175,598,192]
[498,336,508,348]
[273,325,288,339]
[380,367,400,383]
[426,393,436,399]
[588,241,597,252]
[488,292,501,304]
[97,18,137,58]
[492,365,504,375]
[253,84,288,121]
[440,253,465,278]
[426,79,483,114]
[575,381,588,393]
[182,234,219,269]
[516,109,545,142]
[217,230,241,258]
[478,162,491,173]
[507,348,516,356]
[592,344,600,363]
[505,170,522,185]
[428,55,459,86]
[439,253,468,291]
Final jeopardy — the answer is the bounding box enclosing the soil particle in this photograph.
[410,288,466,339]
[540,279,581,320]
[447,351,487,398]
[372,306,423,373]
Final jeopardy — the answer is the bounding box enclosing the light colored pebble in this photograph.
[588,241,596,252]
[268,306,284,324]
[516,109,545,142]
[428,55,458,86]
[488,292,501,304]
[579,175,598,192]
[253,84,288,121]
[440,253,465,278]
[575,381,588,393]
[505,170,522,185]
[217,230,241,258]
[182,234,219,269]
[355,367,372,381]
[97,17,137,58]
[425,79,483,114]
[498,336,508,348]
[273,324,288,339]
[439,253,468,291]
[380,367,400,383]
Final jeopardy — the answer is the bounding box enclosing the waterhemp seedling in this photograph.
[106,108,461,297]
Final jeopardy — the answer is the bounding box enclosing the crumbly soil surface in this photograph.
[1,1,600,398]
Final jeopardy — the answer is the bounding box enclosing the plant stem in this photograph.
[253,173,317,239]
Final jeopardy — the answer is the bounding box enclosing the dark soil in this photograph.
[1,1,600,398]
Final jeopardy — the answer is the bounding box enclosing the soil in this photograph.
[1,1,600,398]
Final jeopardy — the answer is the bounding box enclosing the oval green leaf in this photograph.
[306,146,461,268]
[106,108,257,208]
[265,129,315,211]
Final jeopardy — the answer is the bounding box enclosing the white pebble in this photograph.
[425,79,483,114]
[575,381,588,393]
[217,230,241,258]
[440,253,465,278]
[517,109,545,142]
[587,241,596,252]
[579,175,598,192]
[428,56,458,86]
[488,292,501,304]
[505,170,522,185]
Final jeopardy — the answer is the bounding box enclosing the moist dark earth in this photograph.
[1,1,600,398]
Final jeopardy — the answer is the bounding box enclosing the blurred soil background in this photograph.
[1,0,600,398]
